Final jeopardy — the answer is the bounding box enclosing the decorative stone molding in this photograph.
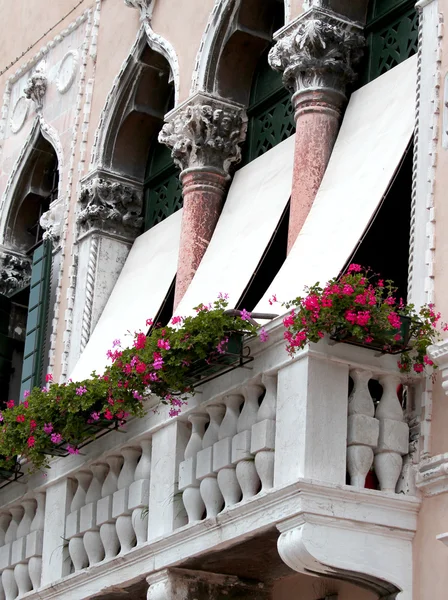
[159,92,247,175]
[146,568,268,600]
[268,7,364,97]
[56,50,78,94]
[77,177,143,239]
[10,96,29,134]
[124,0,153,20]
[428,341,448,394]
[23,65,47,110]
[416,453,448,496]
[40,203,64,248]
[0,251,31,296]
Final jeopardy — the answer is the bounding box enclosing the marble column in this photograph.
[269,7,365,252]
[159,92,247,307]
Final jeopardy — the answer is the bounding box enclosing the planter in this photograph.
[330,315,411,355]
[0,457,24,488]
[183,331,253,387]
[42,418,125,458]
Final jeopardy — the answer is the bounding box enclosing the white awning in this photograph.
[174,134,295,317]
[256,55,417,312]
[70,210,183,380]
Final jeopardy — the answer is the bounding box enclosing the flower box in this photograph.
[330,315,412,354]
[0,457,24,488]
[183,331,253,387]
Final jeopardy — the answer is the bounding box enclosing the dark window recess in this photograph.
[237,202,290,311]
[242,47,295,166]
[347,143,413,302]
[151,277,176,329]
[358,0,418,86]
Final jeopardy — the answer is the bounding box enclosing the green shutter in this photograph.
[363,0,418,84]
[20,241,51,399]
[144,142,182,231]
[0,294,13,397]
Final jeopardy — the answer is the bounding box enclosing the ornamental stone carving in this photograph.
[159,92,247,175]
[0,251,32,296]
[124,0,153,19]
[268,7,364,95]
[23,65,47,110]
[77,177,143,238]
[40,204,63,247]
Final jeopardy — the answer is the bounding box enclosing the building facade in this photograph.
[0,0,447,598]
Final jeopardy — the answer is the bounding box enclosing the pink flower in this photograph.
[317,331,324,339]
[216,338,229,354]
[413,363,424,373]
[76,386,87,396]
[355,294,366,305]
[104,409,113,420]
[384,297,395,305]
[16,415,25,423]
[41,387,49,393]
[240,309,252,321]
[6,400,14,409]
[259,328,269,342]
[134,332,147,350]
[45,373,53,383]
[283,311,295,328]
[218,292,229,300]
[393,333,402,342]
[378,279,384,288]
[356,311,370,327]
[365,336,374,343]
[268,294,278,306]
[149,372,158,381]
[90,412,100,421]
[342,284,354,295]
[153,352,164,370]
[0,413,3,422]
[23,401,29,409]
[112,339,121,347]
[321,296,333,307]
[146,318,153,327]
[23,390,30,399]
[157,338,171,351]
[30,420,37,430]
[27,437,35,448]
[67,445,79,455]
[303,295,320,312]
[43,423,53,434]
[424,355,434,366]
[135,362,146,374]
[169,408,181,417]
[171,316,183,325]
[348,264,362,273]
[51,433,63,444]
[133,391,143,401]
[387,312,401,329]
[345,310,357,325]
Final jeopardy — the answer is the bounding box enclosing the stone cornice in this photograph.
[159,91,247,175]
[416,453,448,496]
[427,340,448,394]
[268,7,365,97]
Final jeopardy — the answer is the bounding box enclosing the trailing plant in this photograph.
[0,297,260,471]
[282,264,442,374]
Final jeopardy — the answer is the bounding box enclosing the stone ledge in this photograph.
[416,453,448,496]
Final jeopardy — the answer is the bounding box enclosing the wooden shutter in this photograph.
[20,241,51,399]
[0,294,13,398]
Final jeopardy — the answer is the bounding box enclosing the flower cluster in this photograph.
[0,298,261,472]
[283,265,442,374]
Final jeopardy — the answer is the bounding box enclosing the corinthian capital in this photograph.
[159,92,247,175]
[24,65,47,110]
[0,250,31,297]
[269,8,364,96]
[78,174,143,239]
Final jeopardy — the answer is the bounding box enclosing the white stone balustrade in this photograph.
[0,493,46,600]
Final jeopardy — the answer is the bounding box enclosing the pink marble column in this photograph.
[159,92,247,308]
[269,7,365,253]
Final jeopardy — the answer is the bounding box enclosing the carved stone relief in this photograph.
[268,7,365,95]
[40,202,64,248]
[10,96,29,134]
[159,92,247,174]
[23,64,48,110]
[77,177,143,238]
[57,50,79,94]
[0,251,32,297]
[124,0,153,19]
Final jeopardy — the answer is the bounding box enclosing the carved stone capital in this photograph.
[0,250,32,297]
[77,176,143,239]
[124,0,153,19]
[40,202,64,248]
[23,65,47,110]
[159,92,247,175]
[269,8,364,99]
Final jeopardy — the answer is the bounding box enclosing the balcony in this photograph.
[0,322,420,600]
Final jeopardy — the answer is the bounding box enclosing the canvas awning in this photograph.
[70,209,183,380]
[174,134,295,317]
[256,55,417,312]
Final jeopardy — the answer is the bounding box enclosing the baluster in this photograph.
[14,562,32,597]
[347,370,379,488]
[198,405,225,518]
[28,492,45,589]
[70,472,92,512]
[180,415,207,524]
[1,569,16,600]
[16,499,35,540]
[234,384,261,501]
[252,375,277,491]
[68,471,92,571]
[0,577,4,600]
[13,500,35,596]
[1,509,21,600]
[131,439,152,544]
[4,507,22,544]
[215,395,243,509]
[82,464,107,567]
[374,375,409,493]
[0,514,11,546]
[115,447,140,554]
[99,456,122,559]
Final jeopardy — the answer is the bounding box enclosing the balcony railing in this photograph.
[0,324,420,600]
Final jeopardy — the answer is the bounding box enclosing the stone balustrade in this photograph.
[0,330,418,600]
